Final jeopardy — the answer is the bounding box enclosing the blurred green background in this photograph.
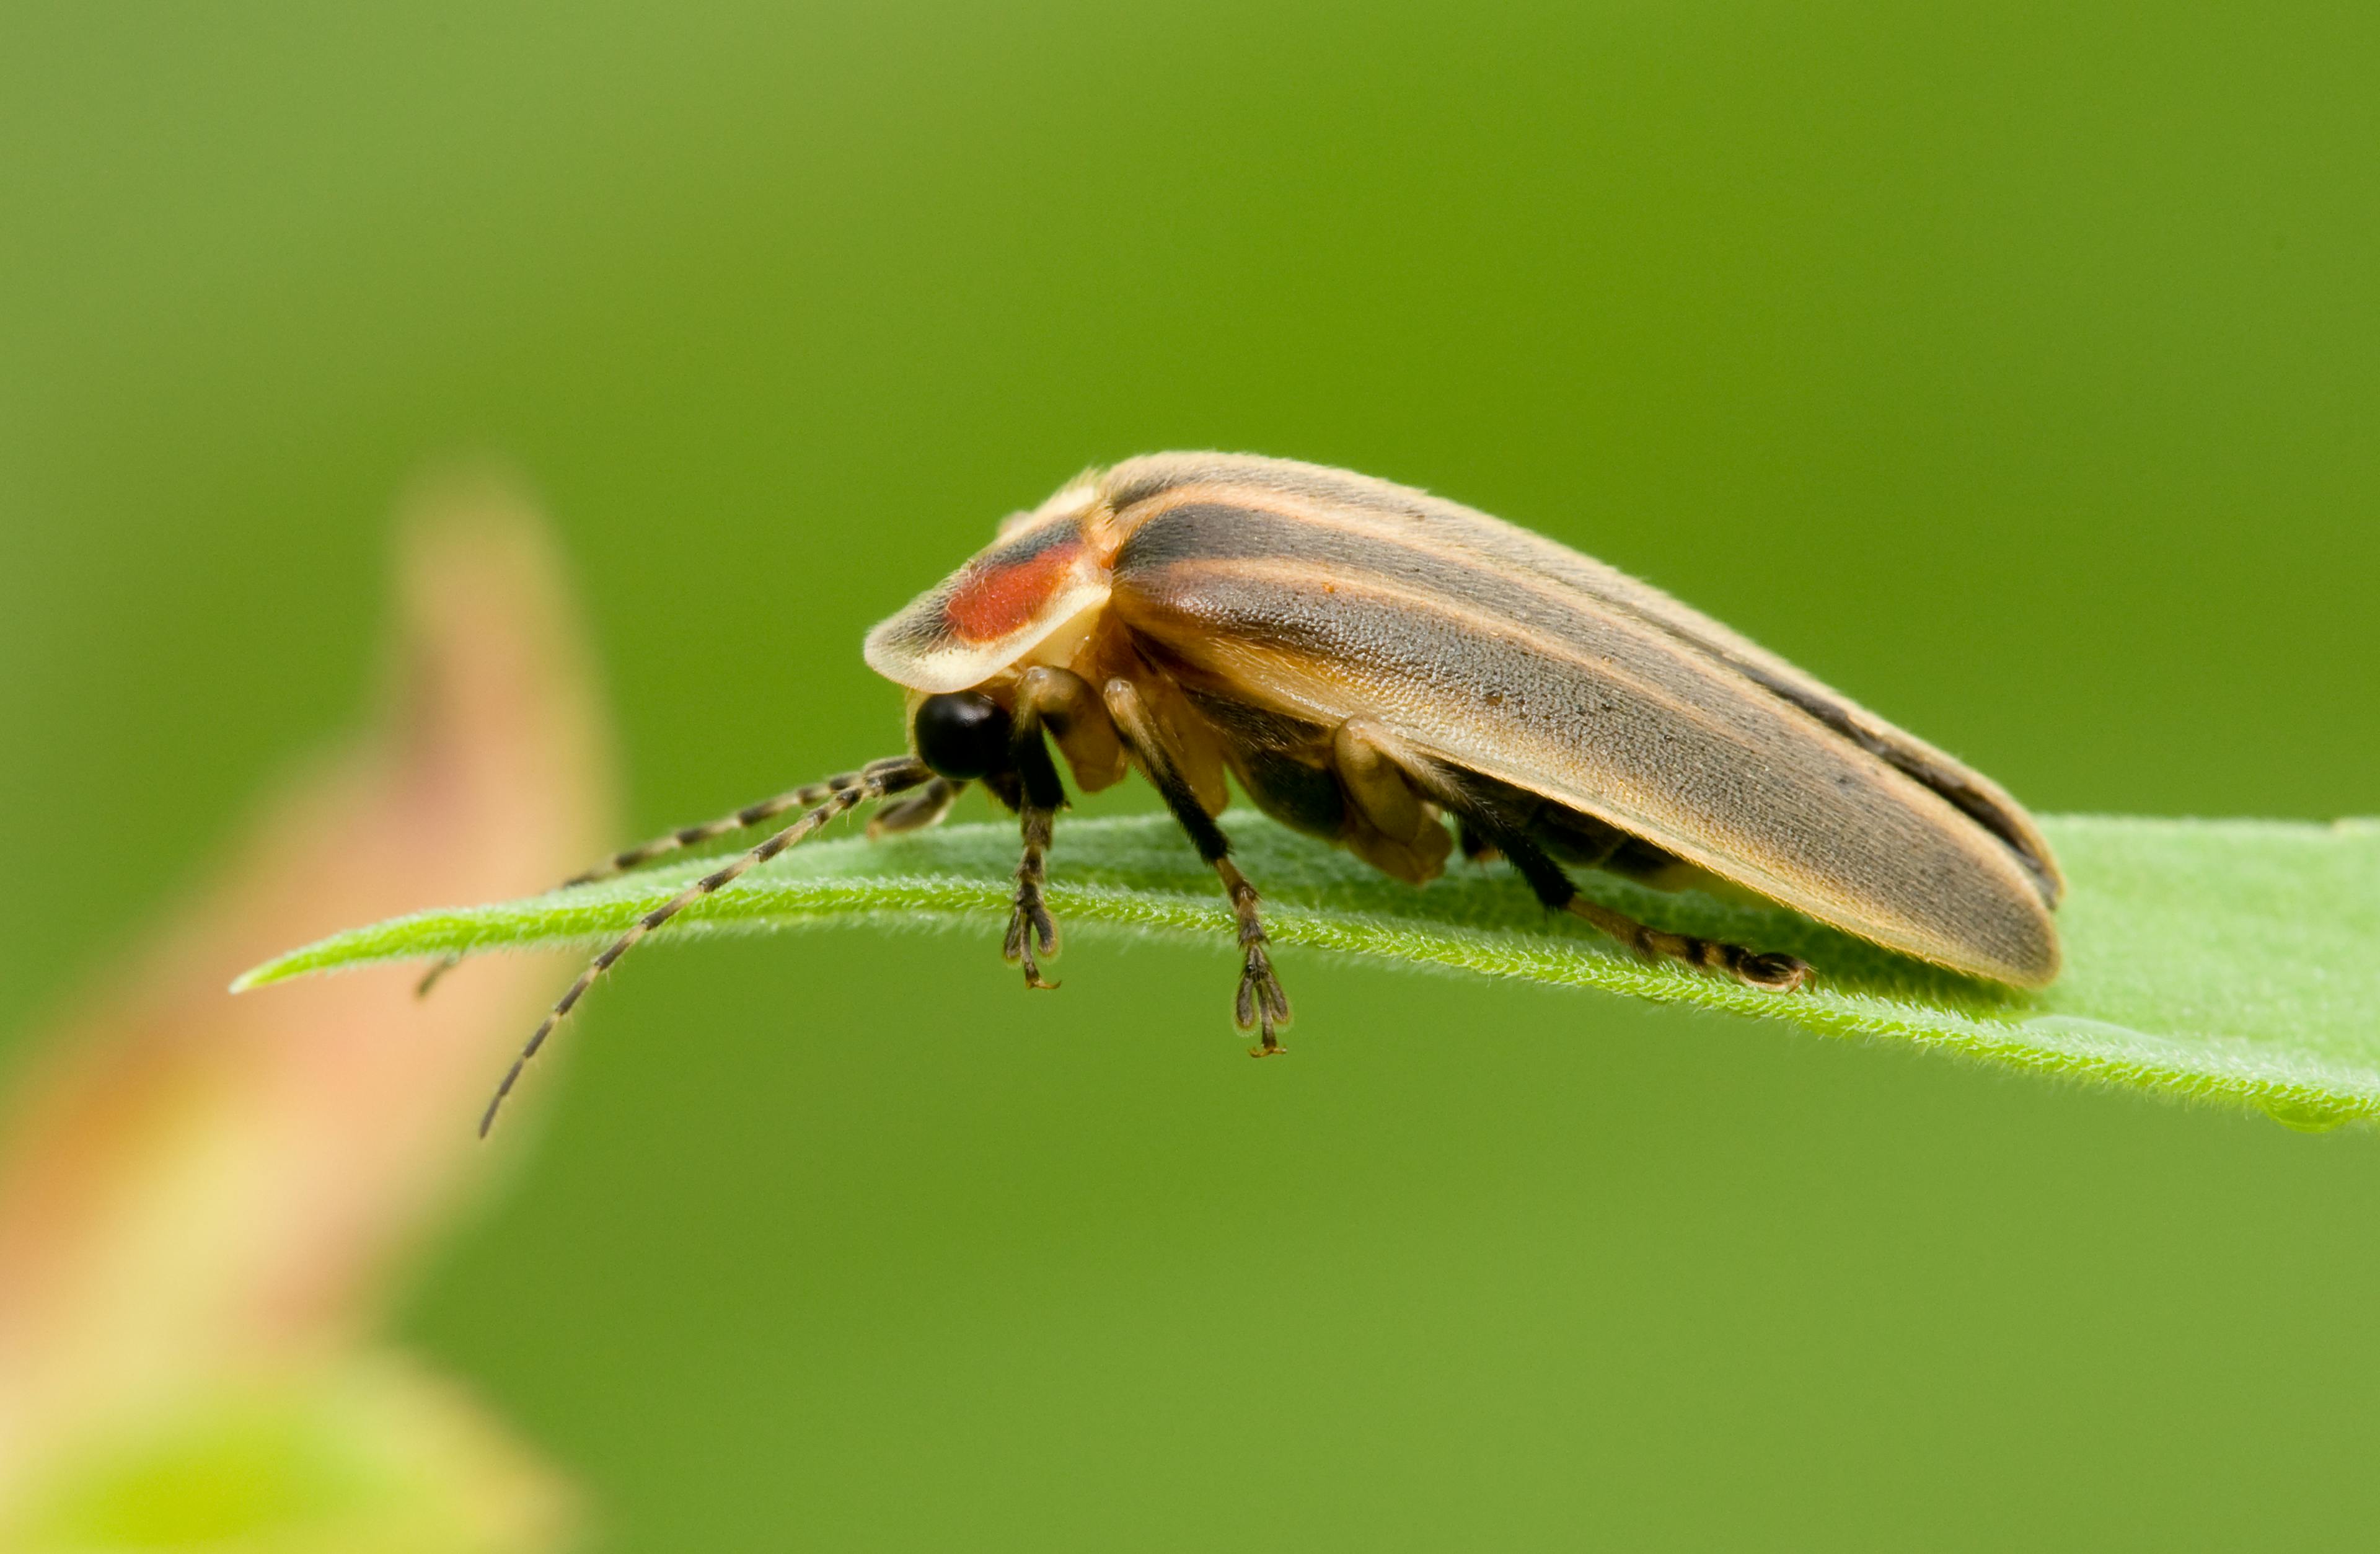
[5,2,2378,1548]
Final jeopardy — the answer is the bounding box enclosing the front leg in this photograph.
[1103,678,1292,1054]
[1001,702,1069,990]
[867,775,962,839]
[1449,782,1809,993]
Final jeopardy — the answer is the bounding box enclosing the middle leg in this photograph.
[1103,678,1292,1053]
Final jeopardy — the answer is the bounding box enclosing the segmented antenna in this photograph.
[478,755,930,1136]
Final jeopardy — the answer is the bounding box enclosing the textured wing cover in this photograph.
[1100,454,2059,985]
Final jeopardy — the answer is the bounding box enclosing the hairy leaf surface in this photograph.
[238,814,2380,1130]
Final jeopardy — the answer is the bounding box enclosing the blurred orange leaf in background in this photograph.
[0,473,614,1552]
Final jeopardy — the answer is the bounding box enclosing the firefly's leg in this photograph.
[1001,699,1069,991]
[1331,718,1427,843]
[1450,790,1809,992]
[1455,819,1501,865]
[1328,718,1455,884]
[1103,678,1292,1054]
[478,755,932,1135]
[996,666,1130,989]
[1018,666,1129,793]
[866,777,963,839]
[1343,731,1495,867]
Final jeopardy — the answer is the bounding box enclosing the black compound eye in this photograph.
[913,691,1012,780]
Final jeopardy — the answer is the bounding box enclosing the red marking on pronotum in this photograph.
[944,541,1083,643]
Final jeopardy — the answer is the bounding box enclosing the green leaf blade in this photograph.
[234,813,2380,1129]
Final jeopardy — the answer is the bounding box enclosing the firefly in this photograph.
[476,453,2061,1133]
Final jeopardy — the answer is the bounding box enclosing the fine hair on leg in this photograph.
[1101,678,1292,1053]
[478,754,930,1136]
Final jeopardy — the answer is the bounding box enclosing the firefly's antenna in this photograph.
[565,770,926,886]
[478,754,932,1136]
[417,766,937,1000]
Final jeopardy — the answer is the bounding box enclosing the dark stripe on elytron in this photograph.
[1130,556,1732,746]
[1117,561,2046,962]
[1117,500,2056,897]
[979,514,1084,567]
[1118,468,1872,753]
[1114,464,1832,695]
[1119,504,1775,728]
[1132,559,1862,834]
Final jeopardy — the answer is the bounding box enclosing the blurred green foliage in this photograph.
[17,1364,565,1554]
[4,2,2377,1549]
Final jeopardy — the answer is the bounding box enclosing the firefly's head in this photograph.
[909,689,1012,781]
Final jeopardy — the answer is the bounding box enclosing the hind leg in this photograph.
[1443,782,1809,991]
